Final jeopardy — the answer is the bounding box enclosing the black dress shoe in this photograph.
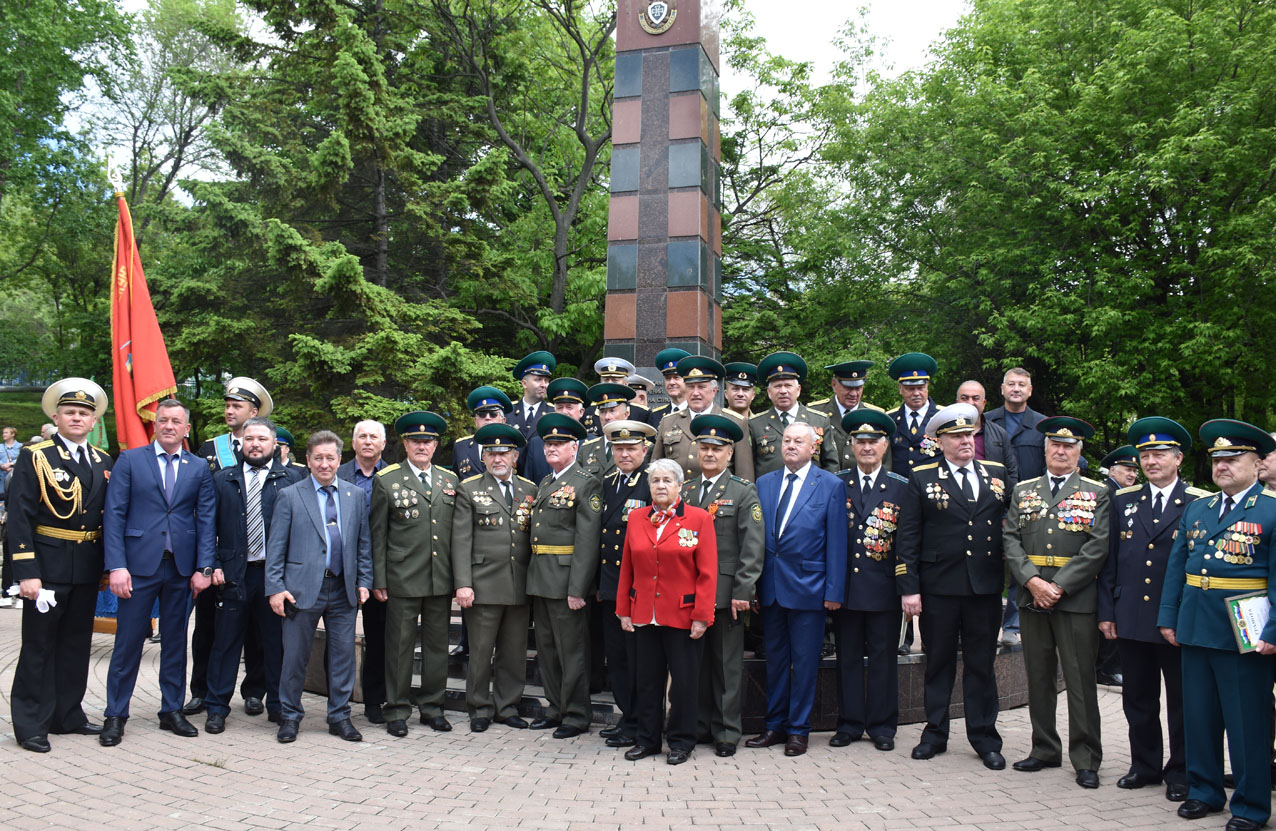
[745,729,787,748]
[205,713,226,734]
[328,718,362,742]
[1096,671,1124,686]
[1117,772,1162,789]
[422,715,452,732]
[600,725,623,739]
[99,716,125,747]
[387,720,408,737]
[470,718,491,733]
[1225,817,1264,831]
[1166,782,1189,802]
[181,697,205,716]
[897,645,911,656]
[980,751,1006,770]
[606,735,637,748]
[1013,756,1061,772]
[1076,769,1099,788]
[553,725,585,739]
[67,721,103,735]
[1178,799,1222,820]
[364,704,386,724]
[624,745,661,761]
[911,742,946,760]
[243,697,265,716]
[159,711,199,737]
[19,736,50,753]
[277,718,299,743]
[784,735,809,757]
[495,716,529,729]
[873,737,895,752]
[1224,773,1237,789]
[667,749,690,765]
[530,717,560,730]
[829,731,860,747]
[450,643,469,657]
[715,742,736,757]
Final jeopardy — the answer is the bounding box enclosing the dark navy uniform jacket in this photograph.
[837,466,910,611]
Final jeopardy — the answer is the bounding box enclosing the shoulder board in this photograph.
[377,463,402,476]
[1263,489,1276,499]
[516,475,535,485]
[1116,485,1141,496]
[978,459,1005,468]
[90,443,108,454]
[807,398,832,414]
[914,462,939,472]
[808,397,831,407]
[1016,476,1044,489]
[1186,486,1213,498]
[582,436,602,445]
[571,467,593,479]
[462,474,483,483]
[835,468,853,477]
[886,405,901,415]
[457,434,473,443]
[1079,476,1106,488]
[750,411,769,420]
[721,409,744,422]
[651,404,670,414]
[26,440,54,452]
[605,469,620,480]
[729,475,750,485]
[886,471,909,483]
[437,466,457,477]
[861,402,885,412]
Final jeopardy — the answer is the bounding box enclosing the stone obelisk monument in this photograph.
[605,0,723,371]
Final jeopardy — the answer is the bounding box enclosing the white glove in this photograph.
[35,588,58,613]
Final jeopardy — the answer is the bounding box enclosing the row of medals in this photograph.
[1192,526,1258,565]
[393,488,420,518]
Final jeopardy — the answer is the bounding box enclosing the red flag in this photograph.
[111,193,177,450]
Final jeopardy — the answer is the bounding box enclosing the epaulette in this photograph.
[914,462,940,472]
[1080,476,1106,487]
[582,436,602,445]
[516,475,535,485]
[861,402,886,412]
[651,404,670,414]
[605,469,620,480]
[750,410,769,420]
[438,466,458,478]
[377,463,401,476]
[571,467,593,479]
[1262,488,1276,499]
[730,475,750,484]
[462,474,483,483]
[1116,485,1141,496]
[886,471,909,483]
[835,468,854,477]
[457,434,473,443]
[886,405,902,415]
[1187,486,1213,498]
[978,459,1005,468]
[721,409,744,421]
[1018,475,1044,489]
[90,443,108,455]
[807,398,832,414]
[25,440,53,452]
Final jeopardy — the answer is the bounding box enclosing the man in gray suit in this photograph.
[266,430,373,744]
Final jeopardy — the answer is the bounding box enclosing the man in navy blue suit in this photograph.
[745,421,847,757]
[100,399,217,746]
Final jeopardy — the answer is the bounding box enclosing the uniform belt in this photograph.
[532,545,574,555]
[1186,574,1267,591]
[246,560,266,568]
[1027,554,1072,568]
[34,525,102,543]
[324,569,341,578]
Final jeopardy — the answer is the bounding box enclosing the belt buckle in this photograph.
[1044,555,1056,567]
[1200,575,1210,590]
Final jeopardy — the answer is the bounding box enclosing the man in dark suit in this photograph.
[886,353,942,478]
[1099,418,1208,802]
[8,378,113,753]
[452,386,514,479]
[645,348,691,427]
[896,403,1010,770]
[336,419,388,721]
[507,351,556,445]
[266,430,373,743]
[831,409,910,751]
[203,417,305,733]
[745,420,847,758]
[955,380,1020,490]
[100,399,217,747]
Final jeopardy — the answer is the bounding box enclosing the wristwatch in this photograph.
[198,567,214,578]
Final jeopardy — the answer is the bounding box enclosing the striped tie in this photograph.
[246,466,265,560]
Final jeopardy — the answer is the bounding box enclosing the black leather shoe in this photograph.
[978,750,1005,770]
[715,742,736,757]
[386,720,408,737]
[66,721,103,735]
[364,703,385,724]
[450,643,469,657]
[181,697,205,716]
[911,742,946,760]
[328,718,362,742]
[1013,756,1061,772]
[829,731,860,747]
[784,735,809,757]
[243,697,264,716]
[99,716,125,747]
[1225,817,1264,831]
[422,716,452,732]
[667,749,690,765]
[1224,773,1237,789]
[606,735,637,747]
[1096,671,1124,687]
[205,713,226,734]
[1166,782,1189,802]
[624,745,661,761]
[277,718,299,743]
[1178,799,1222,820]
[600,725,623,739]
[530,717,560,730]
[897,645,911,656]
[20,736,50,753]
[553,725,585,739]
[495,716,529,729]
[470,718,491,733]
[1076,769,1099,789]
[873,737,895,752]
[159,711,199,737]
[745,729,788,748]
[1117,772,1162,789]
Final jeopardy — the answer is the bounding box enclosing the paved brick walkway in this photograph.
[0,607,1206,830]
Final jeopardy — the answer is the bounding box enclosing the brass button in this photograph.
[1143,595,1150,601]
[1144,578,1151,584]
[1146,560,1153,566]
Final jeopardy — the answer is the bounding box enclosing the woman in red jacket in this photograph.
[616,458,718,764]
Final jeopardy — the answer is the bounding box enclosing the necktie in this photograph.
[233,438,241,457]
[1221,495,1234,521]
[1152,491,1164,520]
[701,482,712,506]
[502,479,513,509]
[958,467,975,501]
[323,485,343,575]
[775,472,798,535]
[780,411,791,428]
[246,466,265,559]
[863,474,872,494]
[74,445,91,484]
[420,471,431,494]
[1050,475,1065,496]
[909,412,919,435]
[163,453,177,503]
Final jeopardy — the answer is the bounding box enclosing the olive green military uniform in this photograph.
[371,462,459,722]
[452,471,538,720]
[808,399,888,473]
[654,406,754,482]
[1003,471,1111,772]
[578,436,615,480]
[684,472,765,745]
[748,404,837,478]
[526,462,604,730]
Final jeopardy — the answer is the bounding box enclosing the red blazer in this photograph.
[616,500,718,629]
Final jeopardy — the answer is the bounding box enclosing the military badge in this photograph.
[677,527,697,548]
[988,477,1005,499]
[708,501,721,518]
[751,503,762,523]
[590,493,602,512]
